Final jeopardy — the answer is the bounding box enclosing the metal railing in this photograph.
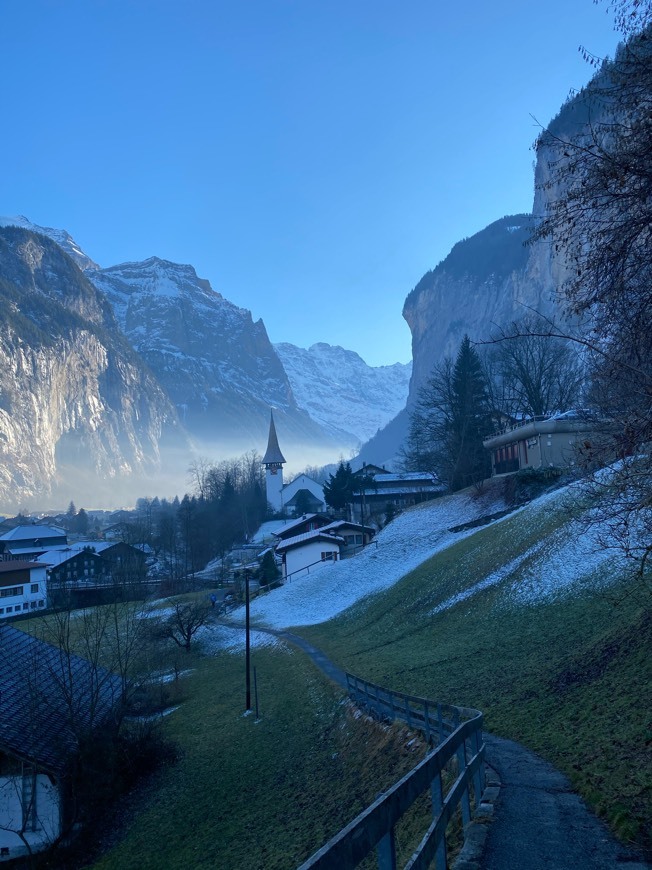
[298,674,485,870]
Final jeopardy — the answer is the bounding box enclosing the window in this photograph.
[5,607,12,613]
[38,601,45,608]
[30,602,37,609]
[321,551,337,561]
[30,584,39,593]
[1,586,22,598]
[0,608,4,614]
[23,603,29,610]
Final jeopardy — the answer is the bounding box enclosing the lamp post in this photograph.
[245,568,251,712]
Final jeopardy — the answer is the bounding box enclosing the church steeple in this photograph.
[262,410,286,468]
[262,410,285,512]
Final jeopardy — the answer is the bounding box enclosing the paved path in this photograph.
[221,620,650,869]
[481,733,650,870]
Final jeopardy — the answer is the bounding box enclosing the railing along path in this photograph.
[299,674,485,870]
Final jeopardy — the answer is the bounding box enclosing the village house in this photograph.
[0,625,122,861]
[0,561,47,620]
[482,410,598,476]
[0,526,67,560]
[272,518,373,581]
[274,529,345,581]
[351,466,442,521]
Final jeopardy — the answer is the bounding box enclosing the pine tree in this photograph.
[402,336,492,491]
[323,461,354,511]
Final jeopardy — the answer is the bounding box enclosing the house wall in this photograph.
[0,772,60,856]
[283,540,339,580]
[0,566,47,620]
[48,552,108,586]
[282,475,325,511]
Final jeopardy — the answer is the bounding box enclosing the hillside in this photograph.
[237,474,649,853]
[85,472,650,867]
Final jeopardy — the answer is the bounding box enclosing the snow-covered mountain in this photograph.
[88,258,335,452]
[0,215,100,271]
[274,342,411,446]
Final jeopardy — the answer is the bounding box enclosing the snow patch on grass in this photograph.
[248,483,512,629]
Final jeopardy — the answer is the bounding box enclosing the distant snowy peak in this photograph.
[0,215,99,271]
[275,341,412,445]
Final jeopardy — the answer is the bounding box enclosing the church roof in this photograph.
[262,411,286,466]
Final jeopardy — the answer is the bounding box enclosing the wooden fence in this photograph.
[298,674,485,870]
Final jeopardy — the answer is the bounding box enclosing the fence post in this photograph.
[375,683,382,717]
[456,741,472,827]
[437,703,444,743]
[405,695,412,728]
[389,690,395,721]
[471,728,484,810]
[376,828,397,870]
[431,771,447,869]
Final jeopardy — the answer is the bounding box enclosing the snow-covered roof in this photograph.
[320,520,370,534]
[271,514,324,538]
[365,472,437,483]
[275,529,344,553]
[0,524,66,541]
[38,547,106,569]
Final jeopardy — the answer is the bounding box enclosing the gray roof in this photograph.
[261,411,286,466]
[275,529,344,553]
[0,525,66,542]
[0,625,123,774]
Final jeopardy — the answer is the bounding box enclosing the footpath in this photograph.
[221,621,650,869]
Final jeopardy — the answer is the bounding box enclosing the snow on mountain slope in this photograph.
[0,215,99,271]
[275,342,411,445]
[87,257,336,450]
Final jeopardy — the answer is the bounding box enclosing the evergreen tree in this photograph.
[403,336,492,491]
[323,461,355,511]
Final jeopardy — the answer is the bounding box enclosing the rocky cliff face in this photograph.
[402,214,557,404]
[0,227,187,511]
[274,342,411,446]
[87,258,339,455]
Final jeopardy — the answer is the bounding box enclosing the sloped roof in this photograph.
[275,529,344,553]
[0,525,66,542]
[271,514,331,540]
[0,625,123,774]
[261,411,286,466]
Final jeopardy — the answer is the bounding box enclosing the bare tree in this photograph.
[156,601,213,652]
[528,2,652,596]
[488,314,587,418]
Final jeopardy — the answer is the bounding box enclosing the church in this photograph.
[261,411,326,515]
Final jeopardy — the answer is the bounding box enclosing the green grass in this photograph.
[300,496,652,853]
[91,643,430,869]
[17,486,652,863]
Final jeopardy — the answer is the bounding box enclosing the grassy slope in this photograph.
[92,645,429,870]
[300,488,652,851]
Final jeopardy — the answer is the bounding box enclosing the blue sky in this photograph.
[2,1,621,366]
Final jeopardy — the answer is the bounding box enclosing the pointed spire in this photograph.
[262,410,286,466]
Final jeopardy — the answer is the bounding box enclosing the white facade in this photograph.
[0,565,47,621]
[265,465,284,513]
[283,540,340,580]
[281,475,326,513]
[0,769,61,858]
